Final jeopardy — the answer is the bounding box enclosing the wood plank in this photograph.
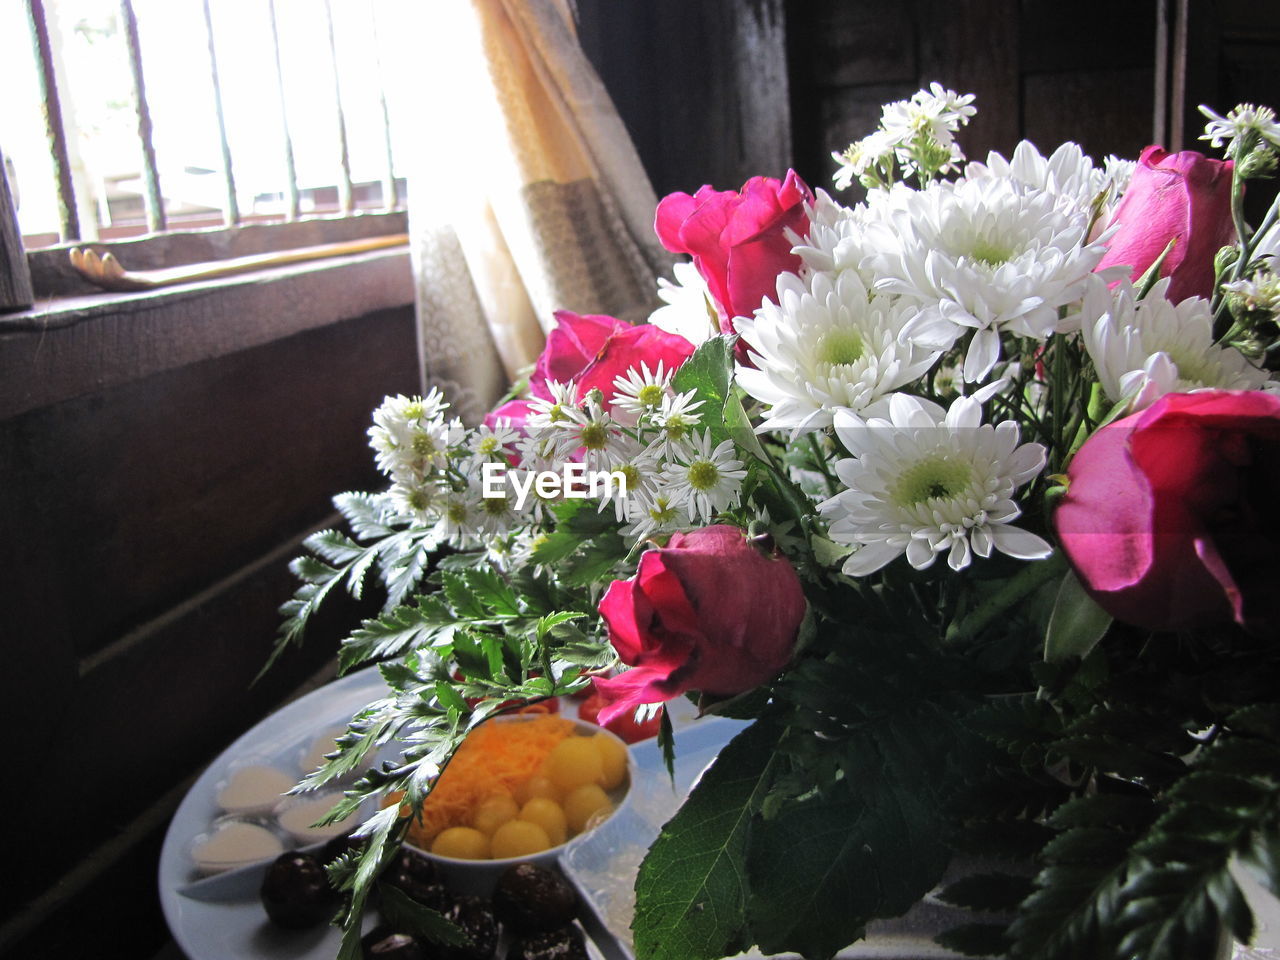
[785,0,916,89]
[1024,67,1156,162]
[0,303,418,658]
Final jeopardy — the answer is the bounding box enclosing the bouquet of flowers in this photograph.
[272,85,1280,960]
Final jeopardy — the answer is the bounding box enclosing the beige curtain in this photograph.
[410,0,673,423]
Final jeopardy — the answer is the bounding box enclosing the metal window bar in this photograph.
[368,0,400,211]
[24,0,79,243]
[117,0,166,233]
[266,0,301,222]
[322,0,355,216]
[201,0,239,227]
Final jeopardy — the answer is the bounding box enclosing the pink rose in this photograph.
[654,171,813,331]
[1054,390,1280,634]
[1096,145,1235,302]
[593,525,806,724]
[530,310,696,407]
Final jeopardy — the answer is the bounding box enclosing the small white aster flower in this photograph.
[612,361,674,418]
[1222,267,1280,316]
[468,472,521,536]
[869,176,1110,382]
[661,430,746,523]
[1080,275,1270,409]
[734,269,941,434]
[831,130,897,189]
[1200,103,1280,152]
[648,390,705,458]
[598,437,661,521]
[554,395,623,469]
[389,478,442,523]
[368,392,449,477]
[649,262,719,345]
[880,84,976,151]
[621,490,690,543]
[468,420,520,461]
[432,493,479,548]
[819,393,1051,575]
[525,380,579,431]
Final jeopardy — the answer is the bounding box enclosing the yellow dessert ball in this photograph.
[592,732,628,790]
[431,826,490,860]
[545,736,604,793]
[518,797,568,846]
[514,775,561,805]
[490,819,552,859]
[563,783,611,834]
[470,793,519,835]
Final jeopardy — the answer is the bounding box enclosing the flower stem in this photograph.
[944,551,1067,645]
[807,434,839,497]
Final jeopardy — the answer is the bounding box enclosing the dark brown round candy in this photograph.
[361,927,428,960]
[506,925,589,960]
[260,851,336,929]
[439,896,500,960]
[493,863,578,934]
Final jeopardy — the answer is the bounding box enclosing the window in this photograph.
[0,0,413,309]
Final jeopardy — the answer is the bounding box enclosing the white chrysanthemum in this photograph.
[869,176,1110,382]
[612,361,674,419]
[819,394,1051,575]
[1200,103,1280,151]
[791,190,881,284]
[735,270,941,433]
[1081,276,1271,409]
[661,430,746,523]
[1103,155,1135,201]
[963,141,1112,218]
[649,262,719,345]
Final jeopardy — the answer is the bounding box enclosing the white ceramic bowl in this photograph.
[405,714,636,896]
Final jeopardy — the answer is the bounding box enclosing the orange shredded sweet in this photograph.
[392,714,574,848]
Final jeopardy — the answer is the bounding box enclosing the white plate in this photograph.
[159,666,748,960]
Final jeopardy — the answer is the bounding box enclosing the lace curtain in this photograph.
[410,0,674,423]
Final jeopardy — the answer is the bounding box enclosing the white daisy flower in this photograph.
[554,395,623,469]
[879,83,976,153]
[389,478,442,523]
[819,393,1051,575]
[598,437,661,521]
[1200,103,1280,152]
[612,361,675,419]
[432,493,479,548]
[831,129,897,190]
[524,380,579,431]
[648,390,705,458]
[368,391,451,478]
[734,269,941,434]
[1080,275,1270,410]
[467,420,520,461]
[621,490,691,543]
[661,430,746,523]
[649,262,719,345]
[869,176,1110,382]
[469,471,522,536]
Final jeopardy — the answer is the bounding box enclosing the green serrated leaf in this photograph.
[632,719,782,960]
[377,884,469,947]
[1043,569,1113,663]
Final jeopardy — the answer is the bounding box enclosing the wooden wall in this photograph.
[0,288,419,956]
[784,0,1280,202]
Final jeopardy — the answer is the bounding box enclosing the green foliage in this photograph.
[632,720,782,960]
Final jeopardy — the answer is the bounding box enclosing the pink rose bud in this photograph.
[1096,145,1235,303]
[593,525,806,724]
[654,171,813,334]
[1054,390,1280,635]
[529,310,696,408]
